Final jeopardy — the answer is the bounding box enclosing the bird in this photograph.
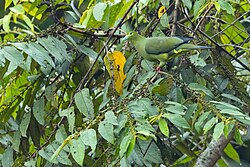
[123,31,210,71]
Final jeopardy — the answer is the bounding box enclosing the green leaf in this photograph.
[19,14,34,31]
[55,125,67,143]
[189,54,206,67]
[70,138,85,166]
[3,13,12,32]
[108,2,123,27]
[138,140,163,163]
[221,93,245,105]
[33,97,45,125]
[59,107,75,133]
[104,111,118,125]
[213,122,224,141]
[67,107,75,133]
[188,83,214,98]
[10,4,25,14]
[5,0,12,10]
[234,115,250,126]
[20,111,31,137]
[159,118,169,137]
[234,128,243,145]
[75,88,94,119]
[127,136,136,157]
[165,101,187,115]
[1,46,24,67]
[137,98,158,116]
[210,101,241,111]
[219,109,244,116]
[2,147,13,167]
[195,111,211,133]
[119,133,133,157]
[78,45,101,62]
[50,139,70,163]
[224,143,240,163]
[12,131,21,152]
[80,129,97,152]
[218,0,234,15]
[93,2,107,21]
[39,145,58,164]
[203,117,217,134]
[38,36,72,63]
[160,14,169,27]
[164,114,190,129]
[182,0,192,9]
[12,42,55,68]
[98,121,114,144]
[193,0,205,19]
[151,77,173,96]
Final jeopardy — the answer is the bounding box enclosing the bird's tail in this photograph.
[180,43,212,50]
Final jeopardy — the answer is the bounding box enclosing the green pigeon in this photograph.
[123,31,210,70]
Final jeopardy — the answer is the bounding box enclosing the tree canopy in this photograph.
[0,0,250,166]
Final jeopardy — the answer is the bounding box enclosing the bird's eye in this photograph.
[129,32,134,35]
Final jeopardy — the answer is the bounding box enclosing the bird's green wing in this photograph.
[145,37,192,55]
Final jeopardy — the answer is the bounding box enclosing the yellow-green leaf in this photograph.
[159,118,169,137]
[224,143,240,163]
[3,13,12,32]
[5,0,13,10]
[18,14,34,31]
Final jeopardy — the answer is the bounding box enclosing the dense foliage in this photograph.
[0,0,250,166]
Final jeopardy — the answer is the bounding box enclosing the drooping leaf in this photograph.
[20,111,31,137]
[119,133,133,157]
[224,143,240,163]
[193,0,205,19]
[12,131,21,152]
[93,2,107,21]
[3,13,12,33]
[151,77,173,96]
[12,42,55,68]
[38,36,72,63]
[98,121,114,144]
[59,107,75,133]
[80,129,97,152]
[104,51,126,95]
[164,101,187,115]
[1,46,24,67]
[164,113,190,129]
[213,122,224,141]
[33,97,45,125]
[218,0,234,15]
[70,138,85,166]
[188,83,214,98]
[159,118,169,137]
[2,147,13,167]
[75,88,94,119]
[104,111,118,125]
[234,128,243,145]
[182,0,192,9]
[203,117,217,134]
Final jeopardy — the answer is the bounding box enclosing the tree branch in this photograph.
[171,0,180,36]
[195,131,234,167]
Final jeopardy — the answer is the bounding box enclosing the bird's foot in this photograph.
[156,66,161,72]
[155,67,168,75]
